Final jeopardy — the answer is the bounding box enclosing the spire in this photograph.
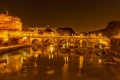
[5,3,9,15]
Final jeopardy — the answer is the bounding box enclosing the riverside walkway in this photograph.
[0,44,33,50]
[0,44,34,54]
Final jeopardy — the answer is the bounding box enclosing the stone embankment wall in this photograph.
[111,38,120,63]
[111,38,120,56]
[0,44,34,55]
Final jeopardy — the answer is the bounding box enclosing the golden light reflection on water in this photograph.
[0,46,119,80]
[46,69,54,74]
[49,54,54,59]
[98,59,102,64]
[64,56,69,64]
[62,60,69,79]
[34,53,38,61]
[50,44,54,53]
[0,51,28,75]
[79,56,84,69]
[0,59,23,75]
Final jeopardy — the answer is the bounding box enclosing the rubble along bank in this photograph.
[111,54,120,63]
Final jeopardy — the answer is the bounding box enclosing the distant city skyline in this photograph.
[0,0,120,32]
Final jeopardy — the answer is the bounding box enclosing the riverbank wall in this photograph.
[111,38,120,63]
[111,38,120,56]
[0,44,34,55]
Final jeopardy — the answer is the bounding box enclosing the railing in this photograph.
[5,34,109,40]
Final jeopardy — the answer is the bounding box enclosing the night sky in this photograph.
[0,0,120,32]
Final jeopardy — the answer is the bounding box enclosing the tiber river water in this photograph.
[0,45,120,80]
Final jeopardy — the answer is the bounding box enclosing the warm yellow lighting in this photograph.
[51,33,54,36]
[23,36,27,40]
[21,57,23,62]
[3,63,6,66]
[4,37,8,41]
[98,33,102,36]
[62,60,69,79]
[98,59,102,64]
[64,57,66,60]
[35,54,38,58]
[62,43,66,48]
[49,55,51,59]
[6,54,9,61]
[79,56,84,69]
[23,51,27,57]
[66,57,68,62]
[80,40,82,47]
[0,13,22,31]
[50,44,54,53]
[51,54,54,59]
[99,39,102,42]
[48,54,54,59]
[23,57,26,60]
[16,21,19,23]
[99,45,102,49]
[66,42,69,48]
[46,70,54,74]
[64,56,69,64]
[15,31,21,35]
[99,39,109,46]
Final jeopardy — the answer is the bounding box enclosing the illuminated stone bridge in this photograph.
[0,12,110,48]
[0,31,110,48]
[29,35,110,48]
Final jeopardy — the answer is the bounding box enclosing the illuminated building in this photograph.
[0,11,22,38]
[0,11,22,31]
[0,11,22,46]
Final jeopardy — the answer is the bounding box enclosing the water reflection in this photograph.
[79,56,84,72]
[64,56,69,64]
[0,46,120,80]
[62,61,69,80]
[98,59,102,64]
[0,57,22,75]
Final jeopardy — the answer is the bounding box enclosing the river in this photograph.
[0,45,120,80]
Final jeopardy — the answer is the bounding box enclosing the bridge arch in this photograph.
[43,39,53,46]
[30,38,42,46]
[32,39,42,46]
[75,39,88,47]
[93,39,110,49]
[58,39,70,48]
[28,36,110,48]
[59,39,66,45]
